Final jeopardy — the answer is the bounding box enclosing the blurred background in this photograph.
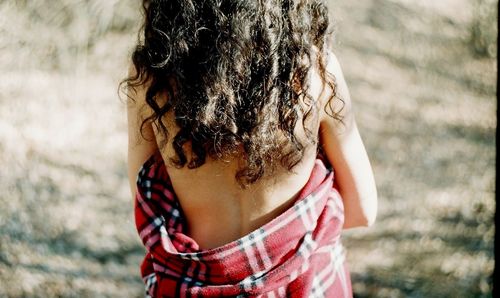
[0,0,496,297]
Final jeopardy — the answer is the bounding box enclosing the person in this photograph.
[124,1,377,297]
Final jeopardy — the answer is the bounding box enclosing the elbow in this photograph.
[362,194,378,227]
[353,211,377,228]
[344,210,376,229]
[343,193,378,229]
[363,210,377,227]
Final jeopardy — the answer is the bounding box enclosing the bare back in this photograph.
[151,110,318,249]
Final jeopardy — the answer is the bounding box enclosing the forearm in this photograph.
[322,121,378,229]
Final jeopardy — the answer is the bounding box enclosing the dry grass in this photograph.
[0,0,496,297]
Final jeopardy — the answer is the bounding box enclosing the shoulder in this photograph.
[126,63,154,119]
[126,63,160,197]
[308,49,353,128]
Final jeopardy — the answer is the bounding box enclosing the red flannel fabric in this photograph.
[134,152,352,297]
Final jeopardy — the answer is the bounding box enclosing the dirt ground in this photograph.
[0,0,496,297]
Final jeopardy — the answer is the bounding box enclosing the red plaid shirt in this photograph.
[135,153,352,297]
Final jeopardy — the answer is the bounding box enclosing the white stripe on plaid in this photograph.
[255,231,273,269]
[145,233,160,250]
[278,286,286,297]
[335,246,350,298]
[297,197,313,230]
[143,272,156,297]
[288,256,311,285]
[297,184,329,231]
[314,243,347,294]
[136,194,156,223]
[152,262,182,279]
[138,216,163,241]
[325,200,341,220]
[297,231,317,260]
[310,276,325,298]
[240,270,265,291]
[241,231,263,273]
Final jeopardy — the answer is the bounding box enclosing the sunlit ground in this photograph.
[0,0,496,297]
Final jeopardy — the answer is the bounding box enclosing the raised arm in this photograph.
[318,52,378,229]
[127,65,158,199]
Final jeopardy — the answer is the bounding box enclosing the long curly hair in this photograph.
[124,0,341,187]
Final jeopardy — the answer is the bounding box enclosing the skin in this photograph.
[127,51,377,249]
[316,52,378,228]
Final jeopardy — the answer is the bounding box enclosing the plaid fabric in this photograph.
[135,152,352,297]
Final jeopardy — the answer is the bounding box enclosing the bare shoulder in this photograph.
[318,50,354,129]
[126,63,149,112]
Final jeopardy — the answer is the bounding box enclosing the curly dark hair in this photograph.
[124,0,341,186]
